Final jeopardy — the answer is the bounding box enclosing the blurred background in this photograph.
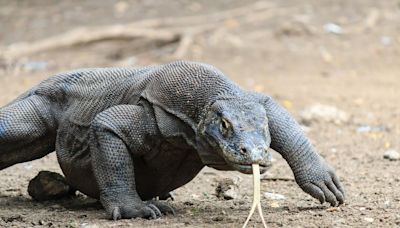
[0,0,399,227]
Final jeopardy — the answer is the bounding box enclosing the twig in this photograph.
[2,27,179,59]
[0,1,278,60]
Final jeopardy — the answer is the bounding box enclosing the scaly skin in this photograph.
[0,61,344,219]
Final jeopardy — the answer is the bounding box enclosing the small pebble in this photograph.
[381,36,392,46]
[269,202,280,208]
[264,192,285,200]
[364,217,374,223]
[20,61,48,71]
[215,178,239,200]
[191,194,199,199]
[383,150,400,161]
[357,124,388,133]
[212,216,224,222]
[384,200,390,207]
[326,207,340,212]
[23,162,33,170]
[300,104,349,125]
[80,223,99,228]
[323,23,343,34]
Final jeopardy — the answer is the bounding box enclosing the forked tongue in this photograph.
[242,164,267,228]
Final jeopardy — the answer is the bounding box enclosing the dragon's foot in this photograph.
[109,200,175,220]
[295,157,345,206]
[110,203,159,220]
[101,190,175,220]
[147,200,176,215]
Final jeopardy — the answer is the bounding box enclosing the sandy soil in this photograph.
[0,0,399,227]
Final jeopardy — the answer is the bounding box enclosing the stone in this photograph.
[264,192,285,200]
[215,178,239,200]
[364,217,374,223]
[383,150,400,161]
[323,23,343,34]
[28,171,74,201]
[300,104,349,125]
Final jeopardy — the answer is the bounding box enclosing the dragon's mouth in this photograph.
[204,160,271,174]
[229,162,270,174]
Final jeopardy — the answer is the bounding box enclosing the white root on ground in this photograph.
[242,164,267,228]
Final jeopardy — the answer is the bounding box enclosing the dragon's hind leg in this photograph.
[0,95,56,170]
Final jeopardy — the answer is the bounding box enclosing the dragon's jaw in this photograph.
[227,162,271,174]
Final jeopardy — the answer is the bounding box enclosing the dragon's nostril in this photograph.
[240,147,247,154]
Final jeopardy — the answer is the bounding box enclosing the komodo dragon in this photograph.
[0,61,344,220]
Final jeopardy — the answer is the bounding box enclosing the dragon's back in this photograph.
[31,67,153,125]
[38,67,150,100]
[11,61,239,126]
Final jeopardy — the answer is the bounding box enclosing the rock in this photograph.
[23,162,33,170]
[80,223,100,228]
[212,216,224,222]
[356,124,389,133]
[269,202,280,208]
[364,217,374,223]
[383,150,400,161]
[19,60,48,71]
[28,171,74,201]
[300,104,349,125]
[323,23,343,34]
[326,207,341,212]
[264,192,285,200]
[191,194,200,200]
[381,36,392,46]
[215,178,239,200]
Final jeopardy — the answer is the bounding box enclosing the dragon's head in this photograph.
[199,100,272,174]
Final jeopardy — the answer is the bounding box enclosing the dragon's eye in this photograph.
[221,118,230,129]
[220,118,231,137]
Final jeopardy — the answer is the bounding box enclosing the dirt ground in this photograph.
[0,0,400,227]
